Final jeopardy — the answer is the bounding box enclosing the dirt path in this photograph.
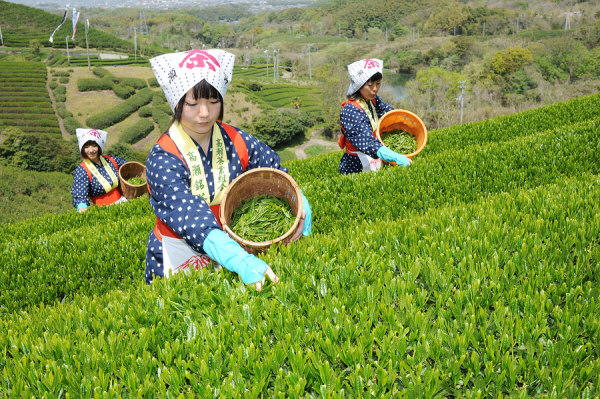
[295,128,338,159]
[46,74,71,140]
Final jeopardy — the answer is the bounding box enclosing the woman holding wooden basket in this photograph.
[71,128,128,213]
[145,49,311,290]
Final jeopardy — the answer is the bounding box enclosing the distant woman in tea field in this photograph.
[71,128,128,213]
[338,58,412,174]
[144,49,311,290]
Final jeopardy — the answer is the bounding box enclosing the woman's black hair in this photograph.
[81,141,102,159]
[171,80,224,126]
[349,72,383,100]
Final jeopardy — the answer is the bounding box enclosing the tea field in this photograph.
[0,93,598,397]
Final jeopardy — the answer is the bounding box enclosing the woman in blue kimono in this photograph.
[338,58,412,174]
[71,128,128,212]
[145,49,311,291]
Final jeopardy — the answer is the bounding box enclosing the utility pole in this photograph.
[273,49,278,83]
[264,49,269,78]
[0,25,4,46]
[565,10,572,30]
[85,19,90,70]
[66,36,70,65]
[307,44,313,80]
[133,27,137,60]
[456,81,466,124]
[483,22,485,36]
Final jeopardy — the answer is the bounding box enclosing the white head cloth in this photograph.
[76,128,108,152]
[150,49,235,112]
[346,58,384,96]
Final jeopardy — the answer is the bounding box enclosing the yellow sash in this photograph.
[169,121,229,206]
[84,157,118,193]
[356,98,379,131]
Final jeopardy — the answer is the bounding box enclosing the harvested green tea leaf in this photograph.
[382,129,418,155]
[127,176,146,185]
[231,194,295,242]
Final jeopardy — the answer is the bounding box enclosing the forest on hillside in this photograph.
[51,0,600,131]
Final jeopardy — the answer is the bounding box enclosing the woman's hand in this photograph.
[78,207,87,213]
[253,266,279,291]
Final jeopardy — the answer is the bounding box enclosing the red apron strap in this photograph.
[103,155,119,171]
[154,204,222,242]
[80,161,93,182]
[219,121,249,171]
[338,99,377,156]
[152,125,244,241]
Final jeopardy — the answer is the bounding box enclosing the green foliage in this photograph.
[93,67,112,78]
[118,77,148,90]
[86,88,154,129]
[252,109,310,148]
[0,90,599,394]
[119,118,155,144]
[77,77,114,91]
[138,105,153,118]
[55,103,73,119]
[533,37,600,82]
[152,106,172,133]
[106,142,149,164]
[0,61,60,135]
[508,69,537,94]
[0,165,73,224]
[0,127,78,173]
[62,116,82,135]
[113,84,136,99]
[490,46,533,77]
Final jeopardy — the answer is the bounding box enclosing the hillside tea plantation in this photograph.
[1,93,599,397]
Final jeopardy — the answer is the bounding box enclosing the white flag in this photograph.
[49,8,68,43]
[72,8,80,40]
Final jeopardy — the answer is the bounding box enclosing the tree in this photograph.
[251,110,310,148]
[490,46,533,77]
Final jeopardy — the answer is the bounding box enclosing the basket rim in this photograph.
[119,161,147,188]
[220,167,303,248]
[376,109,428,159]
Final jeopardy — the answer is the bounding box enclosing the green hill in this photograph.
[0,0,134,52]
[1,92,598,396]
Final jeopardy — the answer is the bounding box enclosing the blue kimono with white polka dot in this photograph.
[145,123,287,284]
[71,155,127,208]
[339,94,393,174]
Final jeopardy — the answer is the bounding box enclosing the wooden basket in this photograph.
[118,161,148,200]
[375,109,427,160]
[220,167,303,255]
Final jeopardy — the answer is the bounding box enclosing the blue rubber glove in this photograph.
[301,191,312,236]
[203,229,268,284]
[77,203,88,212]
[377,146,411,167]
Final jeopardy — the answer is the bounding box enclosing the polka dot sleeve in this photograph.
[339,102,383,158]
[374,94,394,117]
[146,143,220,253]
[71,165,91,208]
